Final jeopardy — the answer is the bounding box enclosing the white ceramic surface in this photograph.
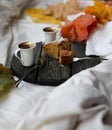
[15,42,36,67]
[43,27,58,44]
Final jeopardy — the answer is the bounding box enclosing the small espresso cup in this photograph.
[15,42,36,67]
[43,26,58,44]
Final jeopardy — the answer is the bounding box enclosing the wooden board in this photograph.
[10,41,101,86]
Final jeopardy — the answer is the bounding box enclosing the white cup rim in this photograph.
[18,42,36,50]
[43,27,58,34]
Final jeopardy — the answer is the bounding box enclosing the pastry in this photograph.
[44,38,70,59]
[59,50,74,65]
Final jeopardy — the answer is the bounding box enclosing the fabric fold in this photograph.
[15,60,112,130]
[86,22,112,58]
[0,0,31,66]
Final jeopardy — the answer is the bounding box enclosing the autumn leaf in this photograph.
[61,14,97,43]
[0,64,15,93]
[24,8,61,24]
[83,0,112,24]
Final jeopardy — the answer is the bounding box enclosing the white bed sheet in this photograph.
[1,0,112,130]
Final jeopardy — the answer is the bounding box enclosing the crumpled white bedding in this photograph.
[1,0,112,130]
[16,60,112,130]
[86,22,112,58]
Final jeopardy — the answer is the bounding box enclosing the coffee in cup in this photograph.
[15,42,36,67]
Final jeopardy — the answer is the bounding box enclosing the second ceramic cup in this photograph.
[43,27,58,44]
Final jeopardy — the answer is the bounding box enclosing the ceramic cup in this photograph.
[15,42,36,67]
[43,26,58,44]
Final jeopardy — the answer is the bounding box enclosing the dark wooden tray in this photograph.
[10,41,101,86]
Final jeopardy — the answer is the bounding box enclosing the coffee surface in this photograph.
[43,27,57,32]
[19,42,34,49]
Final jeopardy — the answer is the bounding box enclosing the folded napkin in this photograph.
[86,22,112,58]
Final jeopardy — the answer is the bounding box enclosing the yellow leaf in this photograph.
[0,64,15,93]
[83,0,112,24]
[24,8,61,24]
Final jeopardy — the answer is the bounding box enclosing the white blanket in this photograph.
[16,60,112,130]
[1,0,112,130]
[86,22,112,58]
